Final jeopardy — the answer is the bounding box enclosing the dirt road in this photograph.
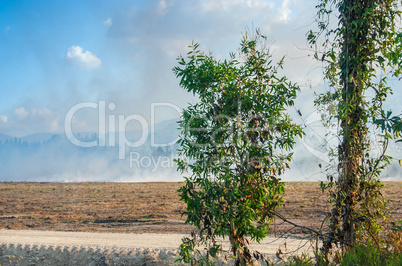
[0,230,314,265]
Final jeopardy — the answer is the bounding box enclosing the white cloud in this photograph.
[277,0,292,23]
[103,18,112,27]
[0,107,62,136]
[158,0,168,14]
[66,46,102,70]
[0,115,7,124]
[15,107,29,119]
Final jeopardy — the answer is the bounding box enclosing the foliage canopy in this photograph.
[173,31,303,265]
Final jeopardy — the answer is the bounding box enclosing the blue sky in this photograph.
[0,0,401,181]
[0,0,325,137]
[0,0,401,141]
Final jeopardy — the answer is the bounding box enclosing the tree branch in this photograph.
[269,210,354,248]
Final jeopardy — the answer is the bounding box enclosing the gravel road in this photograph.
[0,230,315,265]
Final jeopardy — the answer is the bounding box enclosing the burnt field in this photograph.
[0,182,400,236]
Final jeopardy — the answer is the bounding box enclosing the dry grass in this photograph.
[0,182,400,235]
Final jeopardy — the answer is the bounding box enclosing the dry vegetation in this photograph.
[0,182,400,235]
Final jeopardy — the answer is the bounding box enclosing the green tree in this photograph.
[173,31,303,265]
[375,111,402,143]
[308,0,402,255]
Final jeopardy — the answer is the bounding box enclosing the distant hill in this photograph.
[20,133,58,144]
[150,118,180,146]
[0,133,11,143]
[0,119,181,182]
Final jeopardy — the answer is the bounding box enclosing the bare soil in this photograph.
[0,182,400,235]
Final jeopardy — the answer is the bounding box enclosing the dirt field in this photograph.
[0,182,400,236]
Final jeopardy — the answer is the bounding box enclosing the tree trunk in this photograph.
[324,0,371,253]
[230,222,252,265]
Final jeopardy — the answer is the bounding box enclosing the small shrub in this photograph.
[340,243,401,266]
[287,252,314,266]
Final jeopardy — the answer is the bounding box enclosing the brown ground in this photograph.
[0,182,400,236]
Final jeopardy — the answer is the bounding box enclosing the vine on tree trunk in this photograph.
[308,0,402,257]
